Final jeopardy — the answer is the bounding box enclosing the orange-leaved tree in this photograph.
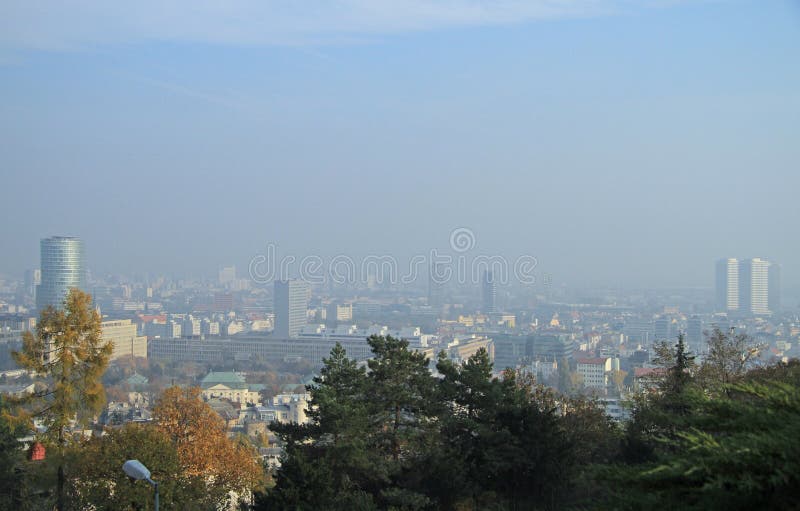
[153,386,264,506]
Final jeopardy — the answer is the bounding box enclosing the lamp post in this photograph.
[122,459,159,511]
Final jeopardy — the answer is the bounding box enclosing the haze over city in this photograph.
[1,0,798,291]
[3,2,800,510]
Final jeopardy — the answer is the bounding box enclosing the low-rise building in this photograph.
[200,372,263,405]
[577,357,612,389]
[101,319,147,361]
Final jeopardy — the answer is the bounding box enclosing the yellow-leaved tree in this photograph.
[9,288,112,511]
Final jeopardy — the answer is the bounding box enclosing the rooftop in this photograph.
[201,371,246,388]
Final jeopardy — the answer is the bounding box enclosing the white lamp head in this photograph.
[123,459,151,481]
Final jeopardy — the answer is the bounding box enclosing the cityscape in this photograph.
[1,1,798,510]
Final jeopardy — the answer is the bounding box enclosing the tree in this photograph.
[10,289,112,511]
[668,334,694,396]
[307,343,370,446]
[598,381,800,510]
[66,423,211,510]
[610,369,628,396]
[365,336,442,509]
[362,335,437,467]
[622,334,700,465]
[153,386,264,508]
[261,343,379,510]
[697,327,762,396]
[435,349,501,509]
[0,396,27,509]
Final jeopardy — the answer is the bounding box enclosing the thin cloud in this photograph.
[0,1,694,51]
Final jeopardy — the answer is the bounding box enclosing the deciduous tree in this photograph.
[153,386,264,507]
[10,289,112,511]
[697,327,762,396]
[66,423,210,510]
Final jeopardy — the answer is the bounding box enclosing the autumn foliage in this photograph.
[153,386,264,497]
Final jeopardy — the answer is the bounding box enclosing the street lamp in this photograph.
[122,459,159,511]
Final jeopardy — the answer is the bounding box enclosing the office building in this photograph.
[274,279,309,339]
[481,269,497,313]
[686,315,703,353]
[654,316,672,341]
[182,316,201,338]
[428,261,445,307]
[577,357,613,389]
[527,334,573,360]
[37,236,85,310]
[739,258,770,315]
[24,269,41,299]
[325,302,353,324]
[101,319,147,361]
[218,266,236,286]
[493,334,528,370]
[769,263,781,313]
[715,258,739,312]
[623,318,652,344]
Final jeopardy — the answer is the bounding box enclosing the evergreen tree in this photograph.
[366,335,437,464]
[435,349,501,509]
[262,343,382,510]
[599,381,800,510]
[365,335,438,509]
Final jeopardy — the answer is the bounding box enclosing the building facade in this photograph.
[37,236,85,310]
[739,258,770,315]
[577,357,613,389]
[101,319,147,361]
[715,258,739,312]
[273,279,309,339]
[716,257,780,315]
[686,315,703,353]
[481,269,497,314]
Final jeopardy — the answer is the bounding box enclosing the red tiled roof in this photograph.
[138,314,166,323]
[634,367,667,378]
[576,357,609,365]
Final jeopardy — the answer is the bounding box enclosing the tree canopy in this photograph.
[8,289,112,511]
[10,289,112,443]
[153,386,265,506]
[260,336,617,511]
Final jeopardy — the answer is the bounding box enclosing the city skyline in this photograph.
[5,232,795,296]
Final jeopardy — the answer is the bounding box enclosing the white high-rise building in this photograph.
[218,266,236,286]
[715,258,739,312]
[481,269,498,314]
[274,279,309,339]
[769,263,782,313]
[740,258,771,315]
[716,258,780,315]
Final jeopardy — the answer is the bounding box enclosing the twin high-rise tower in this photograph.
[715,258,780,315]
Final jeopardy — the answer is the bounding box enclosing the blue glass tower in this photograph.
[36,236,85,310]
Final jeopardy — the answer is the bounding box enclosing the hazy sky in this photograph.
[0,1,798,289]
